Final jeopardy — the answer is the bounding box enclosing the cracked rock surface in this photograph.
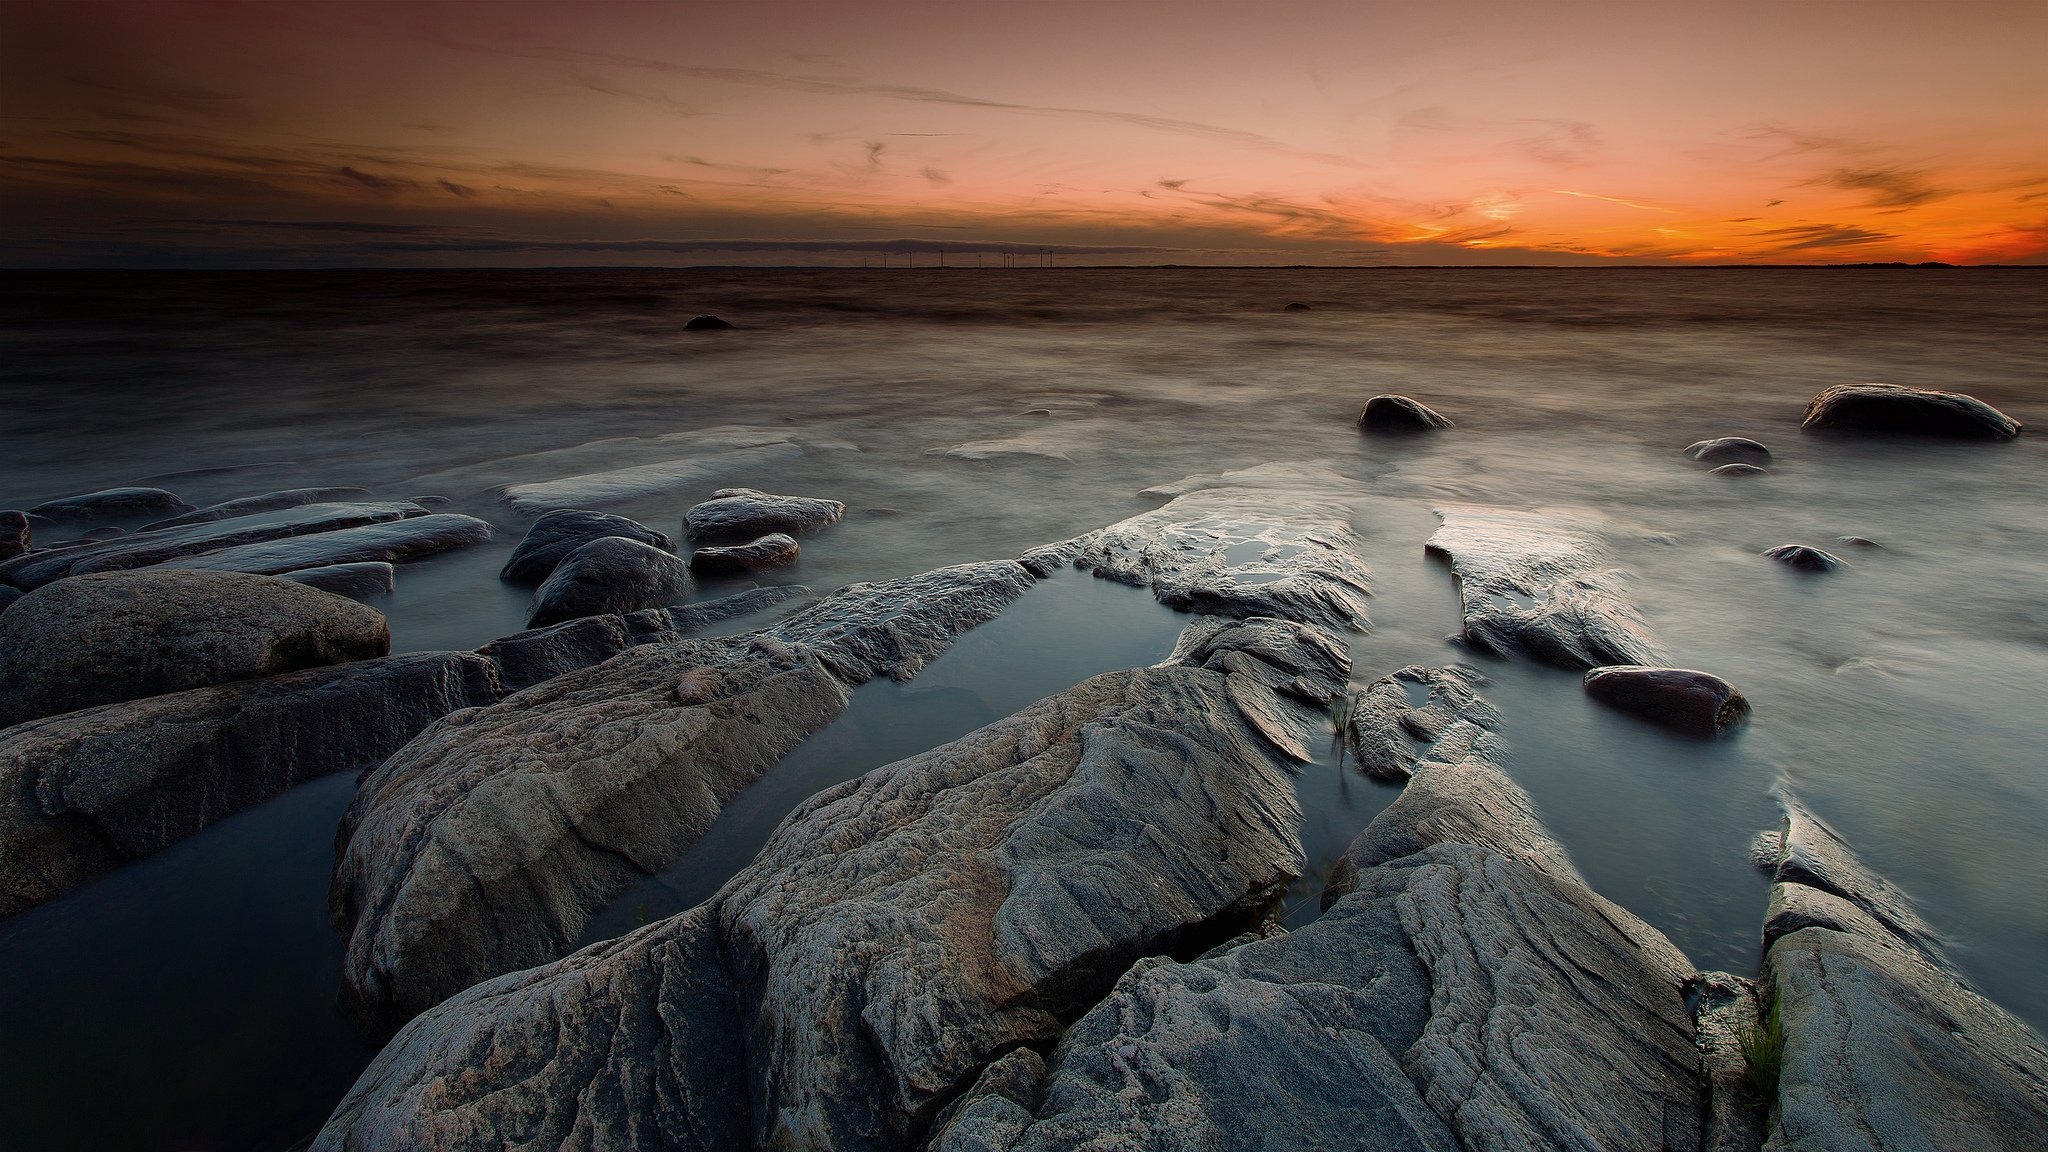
[1427,505,1659,669]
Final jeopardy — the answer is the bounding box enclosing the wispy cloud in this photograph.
[1748,222,1893,252]
[1550,189,1675,213]
[1812,166,1952,209]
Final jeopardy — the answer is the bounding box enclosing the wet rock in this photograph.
[3,501,428,589]
[331,562,1034,1030]
[1687,437,1771,466]
[690,532,799,575]
[1283,301,1312,311]
[500,443,803,515]
[282,562,395,602]
[1801,382,2022,440]
[1757,790,2048,1151]
[1,511,29,562]
[152,513,493,577]
[0,651,504,918]
[684,314,735,330]
[685,487,845,542]
[315,619,1311,1150]
[1752,787,1945,962]
[0,586,20,615]
[141,487,375,531]
[1709,462,1768,477]
[1024,465,1372,632]
[0,570,391,729]
[1762,544,1844,573]
[481,585,813,693]
[1357,394,1452,432]
[1428,505,1660,669]
[1583,665,1750,736]
[27,486,192,523]
[964,681,1704,1152]
[1340,664,1501,781]
[527,535,694,628]
[499,508,674,584]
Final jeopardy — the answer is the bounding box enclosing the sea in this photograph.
[1,266,2044,1150]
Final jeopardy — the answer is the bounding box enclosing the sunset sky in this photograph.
[4,0,2045,266]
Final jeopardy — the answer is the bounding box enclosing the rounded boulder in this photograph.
[502,509,674,584]
[0,569,391,727]
[690,533,799,575]
[1801,383,2021,441]
[528,536,694,628]
[686,488,845,542]
[1584,665,1750,736]
[1357,394,1452,433]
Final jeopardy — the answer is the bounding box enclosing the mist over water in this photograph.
[1,267,2044,1150]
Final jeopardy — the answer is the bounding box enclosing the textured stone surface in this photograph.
[1584,665,1750,736]
[1341,663,1500,781]
[685,488,845,542]
[154,513,493,576]
[500,509,674,584]
[1687,437,1772,466]
[27,486,192,522]
[0,651,504,919]
[481,585,812,693]
[1427,505,1660,669]
[332,562,1035,1030]
[0,570,390,728]
[0,585,19,615]
[1024,464,1372,632]
[281,561,396,601]
[1762,545,1844,573]
[1358,393,1453,432]
[1,501,425,588]
[140,486,374,530]
[315,621,1313,1151]
[1801,383,2022,440]
[527,535,695,627]
[690,532,800,574]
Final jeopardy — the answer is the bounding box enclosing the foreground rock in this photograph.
[1357,394,1452,432]
[1025,464,1372,632]
[0,571,391,728]
[0,511,26,562]
[332,563,1036,1030]
[1754,790,2048,1149]
[500,509,673,584]
[315,615,1327,1150]
[690,532,799,574]
[1763,544,1845,573]
[1,500,427,589]
[141,486,374,530]
[27,486,192,523]
[281,562,395,601]
[1687,437,1772,466]
[1584,665,1750,736]
[685,487,845,542]
[940,675,1706,1152]
[1801,383,2022,441]
[1339,663,1500,780]
[0,652,504,918]
[154,513,493,576]
[1427,505,1660,668]
[527,535,694,627]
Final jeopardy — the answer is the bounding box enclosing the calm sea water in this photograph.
[1,267,2044,1150]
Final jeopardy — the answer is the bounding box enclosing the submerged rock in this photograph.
[1583,665,1750,736]
[500,509,674,584]
[153,513,493,576]
[1427,505,1660,669]
[1763,544,1845,573]
[0,510,27,562]
[281,561,395,601]
[1801,383,2022,440]
[500,444,804,515]
[1357,394,1453,432]
[1709,462,1768,477]
[331,563,1035,1030]
[684,314,735,330]
[1340,664,1501,781]
[527,535,694,628]
[1687,437,1772,466]
[3,501,428,589]
[1836,535,1881,548]
[27,486,192,523]
[1283,301,1312,311]
[315,617,1317,1150]
[141,486,375,531]
[0,570,391,729]
[690,532,799,574]
[685,487,845,541]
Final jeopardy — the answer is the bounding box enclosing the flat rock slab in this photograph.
[27,486,192,523]
[141,486,374,531]
[1801,383,2022,440]
[1584,665,1750,736]
[526,535,694,627]
[685,488,845,541]
[331,562,1035,1030]
[500,444,804,514]
[153,513,492,576]
[1,501,426,589]
[1357,394,1452,432]
[690,532,799,574]
[315,626,1314,1152]
[0,570,390,728]
[1024,464,1372,632]
[282,562,395,601]
[1428,505,1660,669]
[500,508,673,584]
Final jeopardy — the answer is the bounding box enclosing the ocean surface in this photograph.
[1,266,2044,1150]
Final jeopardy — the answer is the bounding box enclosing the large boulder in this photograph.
[1583,665,1750,736]
[0,510,26,562]
[1357,394,1452,432]
[527,535,695,628]
[1428,505,1660,669]
[27,486,192,523]
[0,570,391,728]
[685,488,845,542]
[690,532,799,575]
[140,486,375,531]
[313,616,1327,1151]
[0,501,427,589]
[499,509,674,584]
[332,563,1035,1030]
[1801,383,2021,440]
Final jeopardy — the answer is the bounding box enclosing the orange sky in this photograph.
[4,0,2045,266]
